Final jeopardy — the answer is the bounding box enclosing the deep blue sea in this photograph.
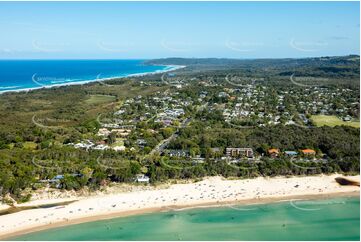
[0,60,169,93]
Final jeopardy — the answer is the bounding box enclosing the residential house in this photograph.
[136,139,147,147]
[226,148,254,158]
[135,174,150,183]
[112,129,132,137]
[93,144,109,151]
[74,140,94,150]
[300,149,316,156]
[168,149,190,157]
[114,109,126,115]
[113,145,126,151]
[218,92,229,98]
[97,128,111,137]
[268,148,280,158]
[284,151,298,156]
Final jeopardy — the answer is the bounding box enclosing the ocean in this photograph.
[0,60,170,93]
[10,196,360,241]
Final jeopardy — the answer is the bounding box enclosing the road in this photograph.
[149,117,191,155]
[148,102,207,156]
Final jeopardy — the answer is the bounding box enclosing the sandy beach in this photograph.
[0,174,359,239]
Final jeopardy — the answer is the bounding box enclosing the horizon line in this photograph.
[0,54,359,61]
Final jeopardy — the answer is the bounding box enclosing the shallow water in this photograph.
[10,197,360,241]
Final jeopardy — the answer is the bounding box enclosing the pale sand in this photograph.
[0,174,359,239]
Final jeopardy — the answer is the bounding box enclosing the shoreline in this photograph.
[0,64,185,95]
[0,174,359,239]
[3,191,359,240]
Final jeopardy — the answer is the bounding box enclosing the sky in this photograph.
[0,1,359,59]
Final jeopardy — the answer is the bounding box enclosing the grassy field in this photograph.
[84,95,117,105]
[311,115,360,128]
[23,141,38,150]
[111,138,125,148]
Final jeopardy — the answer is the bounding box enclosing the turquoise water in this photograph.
[10,197,360,241]
[0,60,168,92]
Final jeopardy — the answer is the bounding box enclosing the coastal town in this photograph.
[0,1,359,240]
[0,56,358,204]
[56,69,359,183]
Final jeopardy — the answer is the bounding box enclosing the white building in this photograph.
[135,174,150,183]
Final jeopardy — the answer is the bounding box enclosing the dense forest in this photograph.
[146,55,360,78]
